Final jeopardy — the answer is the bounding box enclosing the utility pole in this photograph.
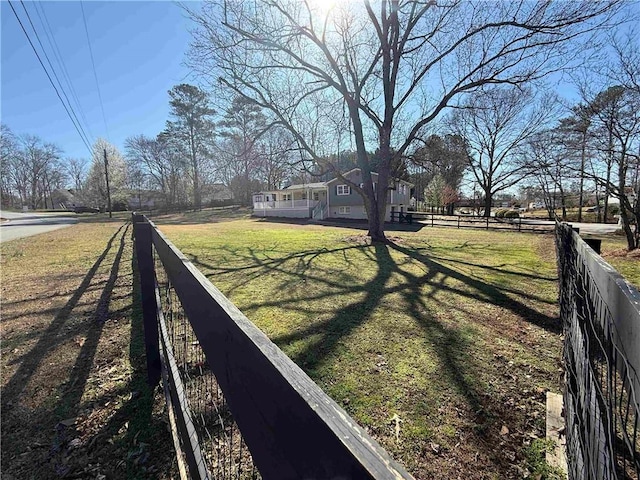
[104,148,112,218]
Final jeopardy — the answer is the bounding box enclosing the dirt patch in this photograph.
[343,234,406,245]
[602,248,640,259]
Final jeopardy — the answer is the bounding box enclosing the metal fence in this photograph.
[132,214,415,480]
[555,222,640,480]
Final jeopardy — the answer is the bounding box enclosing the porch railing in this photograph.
[254,200,318,210]
[312,201,326,220]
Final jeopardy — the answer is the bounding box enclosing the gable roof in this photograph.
[326,168,413,187]
[285,182,327,190]
[256,168,413,195]
[325,168,367,184]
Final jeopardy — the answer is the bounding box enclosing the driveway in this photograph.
[0,211,78,243]
[519,218,620,235]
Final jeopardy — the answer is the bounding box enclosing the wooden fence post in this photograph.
[133,214,161,387]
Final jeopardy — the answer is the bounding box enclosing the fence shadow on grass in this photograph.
[1,224,127,404]
[65,228,176,478]
[53,224,130,420]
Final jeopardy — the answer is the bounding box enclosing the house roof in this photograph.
[285,182,327,190]
[326,168,414,187]
[254,168,413,195]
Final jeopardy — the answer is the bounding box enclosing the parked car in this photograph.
[73,206,99,213]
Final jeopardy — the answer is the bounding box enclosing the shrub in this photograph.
[495,209,508,218]
[112,200,129,212]
[504,210,520,219]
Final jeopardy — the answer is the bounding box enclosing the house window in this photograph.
[313,192,319,201]
[337,185,350,195]
[339,206,351,214]
[283,193,292,201]
[302,193,307,200]
[400,184,406,195]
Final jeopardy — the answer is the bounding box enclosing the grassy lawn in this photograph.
[154,216,565,479]
[1,222,176,479]
[599,236,640,288]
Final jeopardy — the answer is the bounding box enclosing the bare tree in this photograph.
[66,158,88,192]
[125,134,185,209]
[0,124,19,207]
[526,129,575,220]
[186,0,622,240]
[587,85,640,249]
[449,87,560,216]
[11,135,62,210]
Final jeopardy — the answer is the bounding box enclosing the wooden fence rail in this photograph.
[132,213,415,480]
[390,211,558,233]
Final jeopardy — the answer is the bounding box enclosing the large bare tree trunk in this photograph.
[483,190,492,217]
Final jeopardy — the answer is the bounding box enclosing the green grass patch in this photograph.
[156,217,564,478]
[525,439,566,480]
[599,236,640,288]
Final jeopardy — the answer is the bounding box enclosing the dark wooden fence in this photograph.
[391,211,557,233]
[132,214,415,480]
[555,222,640,479]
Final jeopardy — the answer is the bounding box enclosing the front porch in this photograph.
[253,185,328,219]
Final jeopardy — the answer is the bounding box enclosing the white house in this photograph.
[253,169,413,221]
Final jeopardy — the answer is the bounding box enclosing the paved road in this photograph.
[519,218,620,235]
[0,211,78,243]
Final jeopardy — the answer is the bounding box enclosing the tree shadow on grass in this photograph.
[223,239,559,476]
[386,242,560,334]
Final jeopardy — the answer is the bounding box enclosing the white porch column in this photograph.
[307,189,310,208]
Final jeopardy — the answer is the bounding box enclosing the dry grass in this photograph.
[1,222,177,479]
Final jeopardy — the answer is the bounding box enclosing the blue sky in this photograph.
[2,1,198,160]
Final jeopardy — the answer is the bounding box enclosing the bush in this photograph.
[495,209,508,218]
[504,210,520,219]
[112,200,129,212]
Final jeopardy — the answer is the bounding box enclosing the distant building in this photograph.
[201,183,234,204]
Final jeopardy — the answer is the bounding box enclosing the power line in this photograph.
[7,0,93,155]
[80,0,110,141]
[34,1,95,143]
[18,0,94,149]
